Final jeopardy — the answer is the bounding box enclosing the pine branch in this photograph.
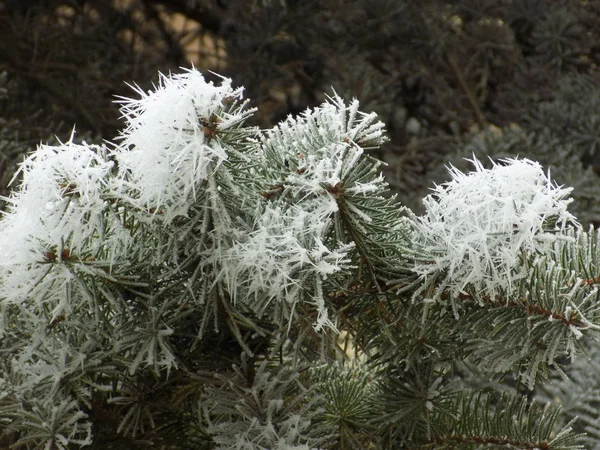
[428,392,582,450]
[0,66,598,449]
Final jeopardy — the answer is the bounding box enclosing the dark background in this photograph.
[2,0,600,219]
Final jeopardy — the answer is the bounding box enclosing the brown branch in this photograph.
[432,434,549,449]
[446,51,488,129]
[447,290,586,328]
[581,276,600,286]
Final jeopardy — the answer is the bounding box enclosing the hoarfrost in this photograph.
[413,156,576,299]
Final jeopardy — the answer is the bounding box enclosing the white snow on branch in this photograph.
[412,156,577,299]
[261,94,386,163]
[224,205,353,331]
[114,68,253,221]
[0,138,122,304]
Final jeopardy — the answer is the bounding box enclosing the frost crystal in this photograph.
[0,138,120,303]
[218,94,384,332]
[225,205,352,331]
[114,69,249,220]
[413,157,576,299]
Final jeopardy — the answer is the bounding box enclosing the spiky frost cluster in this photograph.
[225,95,387,331]
[0,70,260,446]
[114,69,253,221]
[225,205,354,331]
[413,157,576,299]
[0,139,123,303]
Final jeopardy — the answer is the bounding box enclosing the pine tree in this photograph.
[1,67,599,449]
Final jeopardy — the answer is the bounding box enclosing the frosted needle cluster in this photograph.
[114,69,251,221]
[413,156,576,299]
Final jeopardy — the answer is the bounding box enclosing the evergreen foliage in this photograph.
[1,67,600,449]
[3,1,600,449]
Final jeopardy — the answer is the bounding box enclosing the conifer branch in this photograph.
[0,67,593,449]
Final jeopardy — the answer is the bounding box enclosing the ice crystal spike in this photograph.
[114,69,253,222]
[413,156,577,299]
